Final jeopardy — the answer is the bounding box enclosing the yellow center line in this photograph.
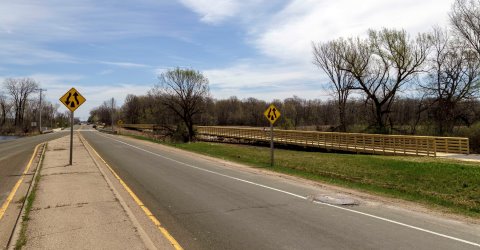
[78,132,183,250]
[0,143,42,221]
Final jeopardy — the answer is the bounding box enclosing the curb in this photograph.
[77,133,158,250]
[81,133,183,250]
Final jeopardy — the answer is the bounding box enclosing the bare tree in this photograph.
[0,92,10,127]
[156,68,210,141]
[3,78,39,131]
[122,94,141,124]
[283,96,307,129]
[312,39,354,131]
[423,27,480,134]
[244,97,266,126]
[450,0,480,56]
[341,28,431,133]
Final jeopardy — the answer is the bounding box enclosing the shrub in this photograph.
[455,122,480,154]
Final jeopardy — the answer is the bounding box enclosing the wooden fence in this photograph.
[120,124,470,156]
[196,126,470,156]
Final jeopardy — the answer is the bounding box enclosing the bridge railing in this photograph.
[120,124,157,130]
[119,124,470,156]
[195,126,470,156]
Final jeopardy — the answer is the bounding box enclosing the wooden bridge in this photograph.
[119,124,470,157]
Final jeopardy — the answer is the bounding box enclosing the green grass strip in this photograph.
[15,144,46,250]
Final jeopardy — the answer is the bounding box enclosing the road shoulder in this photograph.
[79,133,180,250]
[9,134,174,249]
[115,133,480,226]
[0,144,44,249]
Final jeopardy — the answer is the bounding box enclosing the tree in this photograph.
[283,96,306,129]
[122,94,141,124]
[341,29,431,133]
[450,0,480,56]
[0,92,9,127]
[3,78,39,131]
[89,100,113,125]
[423,28,480,134]
[156,68,210,141]
[243,97,266,126]
[312,39,354,131]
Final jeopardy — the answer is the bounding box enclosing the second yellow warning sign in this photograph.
[263,104,281,125]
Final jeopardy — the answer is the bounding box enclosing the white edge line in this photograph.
[92,132,480,248]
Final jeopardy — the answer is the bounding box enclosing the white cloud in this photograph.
[99,69,114,75]
[0,42,76,65]
[29,74,84,85]
[253,0,452,63]
[205,61,321,88]
[204,60,331,101]
[178,0,239,24]
[178,0,270,24]
[99,61,150,68]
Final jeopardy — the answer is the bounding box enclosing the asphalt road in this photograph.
[81,129,480,250]
[0,129,71,206]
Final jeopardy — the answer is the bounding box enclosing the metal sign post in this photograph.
[263,104,281,167]
[70,111,74,165]
[270,123,274,166]
[59,87,86,166]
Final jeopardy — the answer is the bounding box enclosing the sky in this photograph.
[0,0,454,120]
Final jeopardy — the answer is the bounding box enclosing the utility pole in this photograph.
[37,88,47,133]
[111,97,115,133]
[51,104,54,128]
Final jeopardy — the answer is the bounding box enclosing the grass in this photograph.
[15,196,26,204]
[15,144,46,250]
[125,134,480,218]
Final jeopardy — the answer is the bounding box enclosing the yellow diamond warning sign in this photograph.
[60,87,86,112]
[264,104,281,124]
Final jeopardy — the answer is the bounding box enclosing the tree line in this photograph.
[0,78,71,134]
[93,90,479,134]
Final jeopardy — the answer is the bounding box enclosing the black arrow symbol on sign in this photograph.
[268,108,277,120]
[73,92,79,105]
[65,93,72,106]
[65,92,79,108]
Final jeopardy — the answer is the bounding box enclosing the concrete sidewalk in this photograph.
[16,134,159,249]
[438,153,480,163]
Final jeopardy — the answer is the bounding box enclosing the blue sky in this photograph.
[0,0,454,119]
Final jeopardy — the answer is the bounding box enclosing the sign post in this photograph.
[263,104,281,167]
[60,87,86,165]
[70,111,74,165]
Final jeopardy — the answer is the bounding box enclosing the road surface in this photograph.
[81,129,480,250]
[0,130,70,207]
